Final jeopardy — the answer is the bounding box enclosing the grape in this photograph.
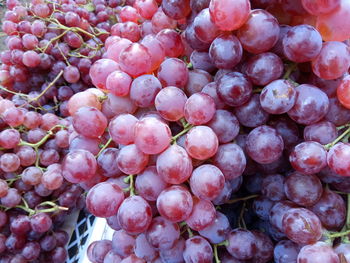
[156,185,193,222]
[288,84,329,125]
[67,90,102,115]
[274,240,299,263]
[312,41,350,80]
[62,149,97,183]
[134,117,171,155]
[135,166,168,201]
[112,230,135,258]
[246,125,284,164]
[156,144,193,184]
[93,148,121,177]
[130,74,162,108]
[134,0,158,19]
[151,8,177,34]
[252,231,274,263]
[269,201,298,232]
[106,38,132,63]
[184,23,211,51]
[156,29,184,58]
[337,75,350,109]
[304,121,337,145]
[155,86,187,121]
[134,233,157,261]
[282,208,322,245]
[72,106,107,138]
[237,10,280,54]
[157,58,189,88]
[297,242,340,263]
[261,174,286,202]
[282,25,322,62]
[117,195,152,234]
[301,0,340,15]
[253,196,276,220]
[217,72,252,107]
[22,166,42,186]
[316,0,350,41]
[30,213,52,233]
[102,93,137,119]
[140,34,165,71]
[86,182,124,218]
[103,250,122,263]
[327,143,350,177]
[0,129,20,149]
[209,34,242,69]
[190,51,216,73]
[119,43,152,78]
[89,58,120,90]
[116,144,149,174]
[193,8,221,44]
[284,172,322,207]
[183,236,213,263]
[90,240,112,263]
[234,94,269,128]
[207,110,239,144]
[21,242,41,261]
[0,153,20,172]
[245,53,284,86]
[209,0,251,31]
[159,237,185,263]
[226,229,256,260]
[334,243,350,263]
[184,92,215,125]
[145,216,180,250]
[161,0,191,20]
[105,70,132,97]
[120,254,145,263]
[185,69,213,96]
[185,197,216,231]
[185,126,218,160]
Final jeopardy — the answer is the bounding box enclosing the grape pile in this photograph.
[0,0,350,262]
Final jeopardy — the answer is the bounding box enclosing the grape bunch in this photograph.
[0,0,350,262]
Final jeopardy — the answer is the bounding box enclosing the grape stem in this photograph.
[325,126,350,150]
[226,194,259,204]
[96,137,113,158]
[327,229,350,238]
[283,63,297,79]
[213,244,221,263]
[171,124,194,143]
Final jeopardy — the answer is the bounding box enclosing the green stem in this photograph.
[327,229,350,238]
[325,126,350,150]
[96,138,112,158]
[129,174,135,196]
[226,194,259,204]
[253,88,263,93]
[213,244,221,263]
[171,125,194,143]
[283,63,297,79]
[337,124,350,130]
[187,226,193,238]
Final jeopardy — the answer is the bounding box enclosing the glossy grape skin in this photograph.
[237,9,280,54]
[185,69,213,96]
[67,90,102,115]
[145,216,180,250]
[116,144,149,175]
[109,114,137,145]
[185,23,211,51]
[246,125,284,164]
[140,34,165,72]
[334,243,350,263]
[245,53,284,87]
[112,230,135,258]
[198,211,230,244]
[134,233,157,262]
[283,25,322,63]
[190,164,225,201]
[185,126,218,160]
[134,117,171,155]
[103,250,122,263]
[217,72,252,107]
[209,34,242,69]
[155,86,187,121]
[269,200,298,232]
[117,195,152,235]
[135,166,168,201]
[157,58,189,88]
[301,0,340,15]
[159,237,185,263]
[209,0,251,31]
[207,110,240,144]
[191,51,216,73]
[268,116,300,150]
[261,174,286,202]
[212,143,246,180]
[253,196,276,220]
[161,0,191,20]
[282,208,322,245]
[252,231,274,263]
[30,212,52,233]
[185,197,215,231]
[234,94,269,128]
[316,0,350,41]
[226,229,256,260]
[156,144,193,184]
[312,41,350,80]
[337,75,350,110]
[297,242,340,263]
[119,43,152,78]
[0,129,20,149]
[178,237,213,263]
[193,8,222,44]
[89,240,112,263]
[184,92,215,125]
[156,185,193,222]
[86,182,124,218]
[72,106,107,139]
[274,240,299,263]
[327,143,350,177]
[0,153,20,172]
[284,172,322,207]
[89,58,120,90]
[304,121,337,145]
[130,74,162,108]
[287,84,329,125]
[105,70,132,97]
[156,29,184,58]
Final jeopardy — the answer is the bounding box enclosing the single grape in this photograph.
[184,92,215,125]
[130,74,162,108]
[226,229,256,260]
[297,242,340,263]
[155,86,187,121]
[327,143,350,177]
[112,230,135,258]
[116,144,149,174]
[185,197,216,231]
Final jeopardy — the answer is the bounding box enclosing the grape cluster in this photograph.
[1,0,350,262]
